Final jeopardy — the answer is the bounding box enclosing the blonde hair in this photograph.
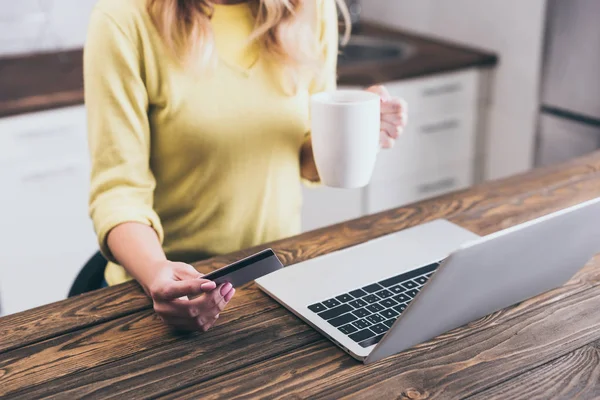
[147,0,350,92]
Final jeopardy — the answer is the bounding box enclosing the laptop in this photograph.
[256,196,600,364]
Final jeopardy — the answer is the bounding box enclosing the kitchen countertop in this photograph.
[2,150,600,399]
[0,22,497,119]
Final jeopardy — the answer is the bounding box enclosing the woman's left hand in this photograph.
[366,85,408,149]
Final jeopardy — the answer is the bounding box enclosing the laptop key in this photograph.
[353,308,371,318]
[317,304,353,320]
[401,280,418,290]
[328,312,358,328]
[308,303,326,313]
[389,285,406,294]
[378,273,406,288]
[335,294,354,303]
[370,323,389,335]
[362,283,383,293]
[366,314,384,324]
[322,299,341,308]
[379,298,398,308]
[366,303,384,313]
[393,303,407,313]
[359,334,384,348]
[383,319,396,328]
[363,294,380,304]
[338,323,358,335]
[393,293,411,303]
[352,319,371,329]
[349,289,368,298]
[406,289,420,298]
[349,299,368,309]
[349,328,376,343]
[380,309,399,319]
[414,276,429,285]
[375,289,393,299]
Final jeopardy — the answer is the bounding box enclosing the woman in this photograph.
[84,0,407,332]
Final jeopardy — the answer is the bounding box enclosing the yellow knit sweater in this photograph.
[83,0,338,285]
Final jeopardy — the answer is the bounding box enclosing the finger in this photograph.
[202,285,228,314]
[381,112,404,126]
[381,98,404,114]
[153,279,215,301]
[200,314,219,332]
[172,262,203,280]
[224,287,236,303]
[379,132,395,149]
[219,282,233,297]
[381,121,403,139]
[366,85,390,101]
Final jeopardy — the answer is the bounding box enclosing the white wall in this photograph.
[0,0,97,56]
[362,0,548,180]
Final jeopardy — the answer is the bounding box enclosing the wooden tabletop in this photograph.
[2,151,600,399]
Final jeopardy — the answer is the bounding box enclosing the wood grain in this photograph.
[2,305,321,399]
[2,152,600,398]
[0,288,280,397]
[161,282,600,400]
[2,150,600,356]
[467,341,600,400]
[4,253,600,399]
[0,49,84,118]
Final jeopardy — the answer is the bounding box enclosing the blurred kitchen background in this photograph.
[0,0,597,316]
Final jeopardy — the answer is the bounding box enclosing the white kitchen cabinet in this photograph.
[300,69,483,230]
[0,105,98,316]
[302,68,482,231]
[372,109,478,182]
[366,159,474,214]
[363,0,547,180]
[368,69,480,214]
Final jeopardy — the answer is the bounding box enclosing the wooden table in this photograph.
[3,152,600,399]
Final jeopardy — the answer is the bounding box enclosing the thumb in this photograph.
[172,262,202,280]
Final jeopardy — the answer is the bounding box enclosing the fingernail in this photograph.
[225,288,236,302]
[220,282,232,296]
[201,281,216,290]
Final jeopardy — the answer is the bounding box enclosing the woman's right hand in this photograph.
[147,261,236,332]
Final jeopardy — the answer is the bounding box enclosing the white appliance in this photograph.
[536,0,600,166]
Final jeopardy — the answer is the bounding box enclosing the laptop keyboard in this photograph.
[307,261,441,348]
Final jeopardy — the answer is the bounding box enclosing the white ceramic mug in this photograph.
[310,89,381,188]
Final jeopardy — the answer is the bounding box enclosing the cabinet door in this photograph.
[0,106,98,316]
[301,185,363,232]
[384,68,480,117]
[366,160,474,214]
[372,110,477,182]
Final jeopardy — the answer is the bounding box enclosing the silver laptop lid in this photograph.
[366,196,600,364]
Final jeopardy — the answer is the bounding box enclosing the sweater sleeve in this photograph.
[84,8,164,263]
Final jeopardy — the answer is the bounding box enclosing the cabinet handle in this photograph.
[420,119,460,134]
[22,165,77,182]
[417,177,457,194]
[422,82,462,97]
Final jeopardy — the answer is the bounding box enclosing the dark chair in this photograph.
[68,250,108,297]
